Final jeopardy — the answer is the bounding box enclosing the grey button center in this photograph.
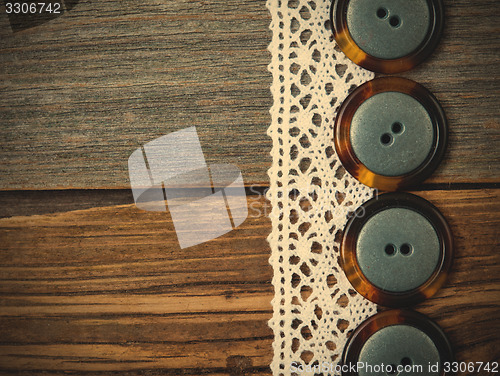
[359,325,440,376]
[356,208,441,293]
[350,92,435,177]
[346,0,431,60]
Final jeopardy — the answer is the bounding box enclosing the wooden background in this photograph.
[0,0,499,374]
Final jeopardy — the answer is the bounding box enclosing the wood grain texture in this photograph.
[0,194,274,374]
[0,0,272,189]
[1,0,499,189]
[0,190,499,373]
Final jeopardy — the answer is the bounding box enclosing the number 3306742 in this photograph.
[5,3,61,14]
[443,362,498,373]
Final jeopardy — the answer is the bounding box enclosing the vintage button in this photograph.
[342,310,454,376]
[340,193,453,307]
[334,77,447,191]
[331,0,445,73]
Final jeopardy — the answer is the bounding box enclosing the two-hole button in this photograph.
[347,0,431,60]
[342,310,454,376]
[340,193,453,307]
[351,90,434,178]
[357,206,440,294]
[331,0,445,73]
[334,77,447,191]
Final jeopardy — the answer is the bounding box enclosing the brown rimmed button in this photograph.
[334,77,447,191]
[331,0,445,73]
[340,193,453,307]
[342,310,454,376]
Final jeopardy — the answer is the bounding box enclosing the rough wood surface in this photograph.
[1,0,499,189]
[0,0,272,190]
[0,189,499,373]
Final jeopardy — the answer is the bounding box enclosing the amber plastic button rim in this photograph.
[334,77,448,191]
[341,309,454,376]
[330,0,445,73]
[340,192,453,307]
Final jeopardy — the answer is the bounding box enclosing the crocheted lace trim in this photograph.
[266,0,377,373]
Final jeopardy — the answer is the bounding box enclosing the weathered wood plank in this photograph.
[0,195,273,373]
[1,0,499,190]
[0,341,272,372]
[0,189,134,218]
[0,0,273,189]
[0,196,272,266]
[0,190,498,373]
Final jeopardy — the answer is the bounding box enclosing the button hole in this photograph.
[389,15,401,28]
[401,357,413,367]
[400,243,413,256]
[385,244,397,256]
[377,7,388,19]
[391,121,404,134]
[380,133,393,146]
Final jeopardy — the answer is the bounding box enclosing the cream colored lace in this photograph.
[266,0,377,374]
